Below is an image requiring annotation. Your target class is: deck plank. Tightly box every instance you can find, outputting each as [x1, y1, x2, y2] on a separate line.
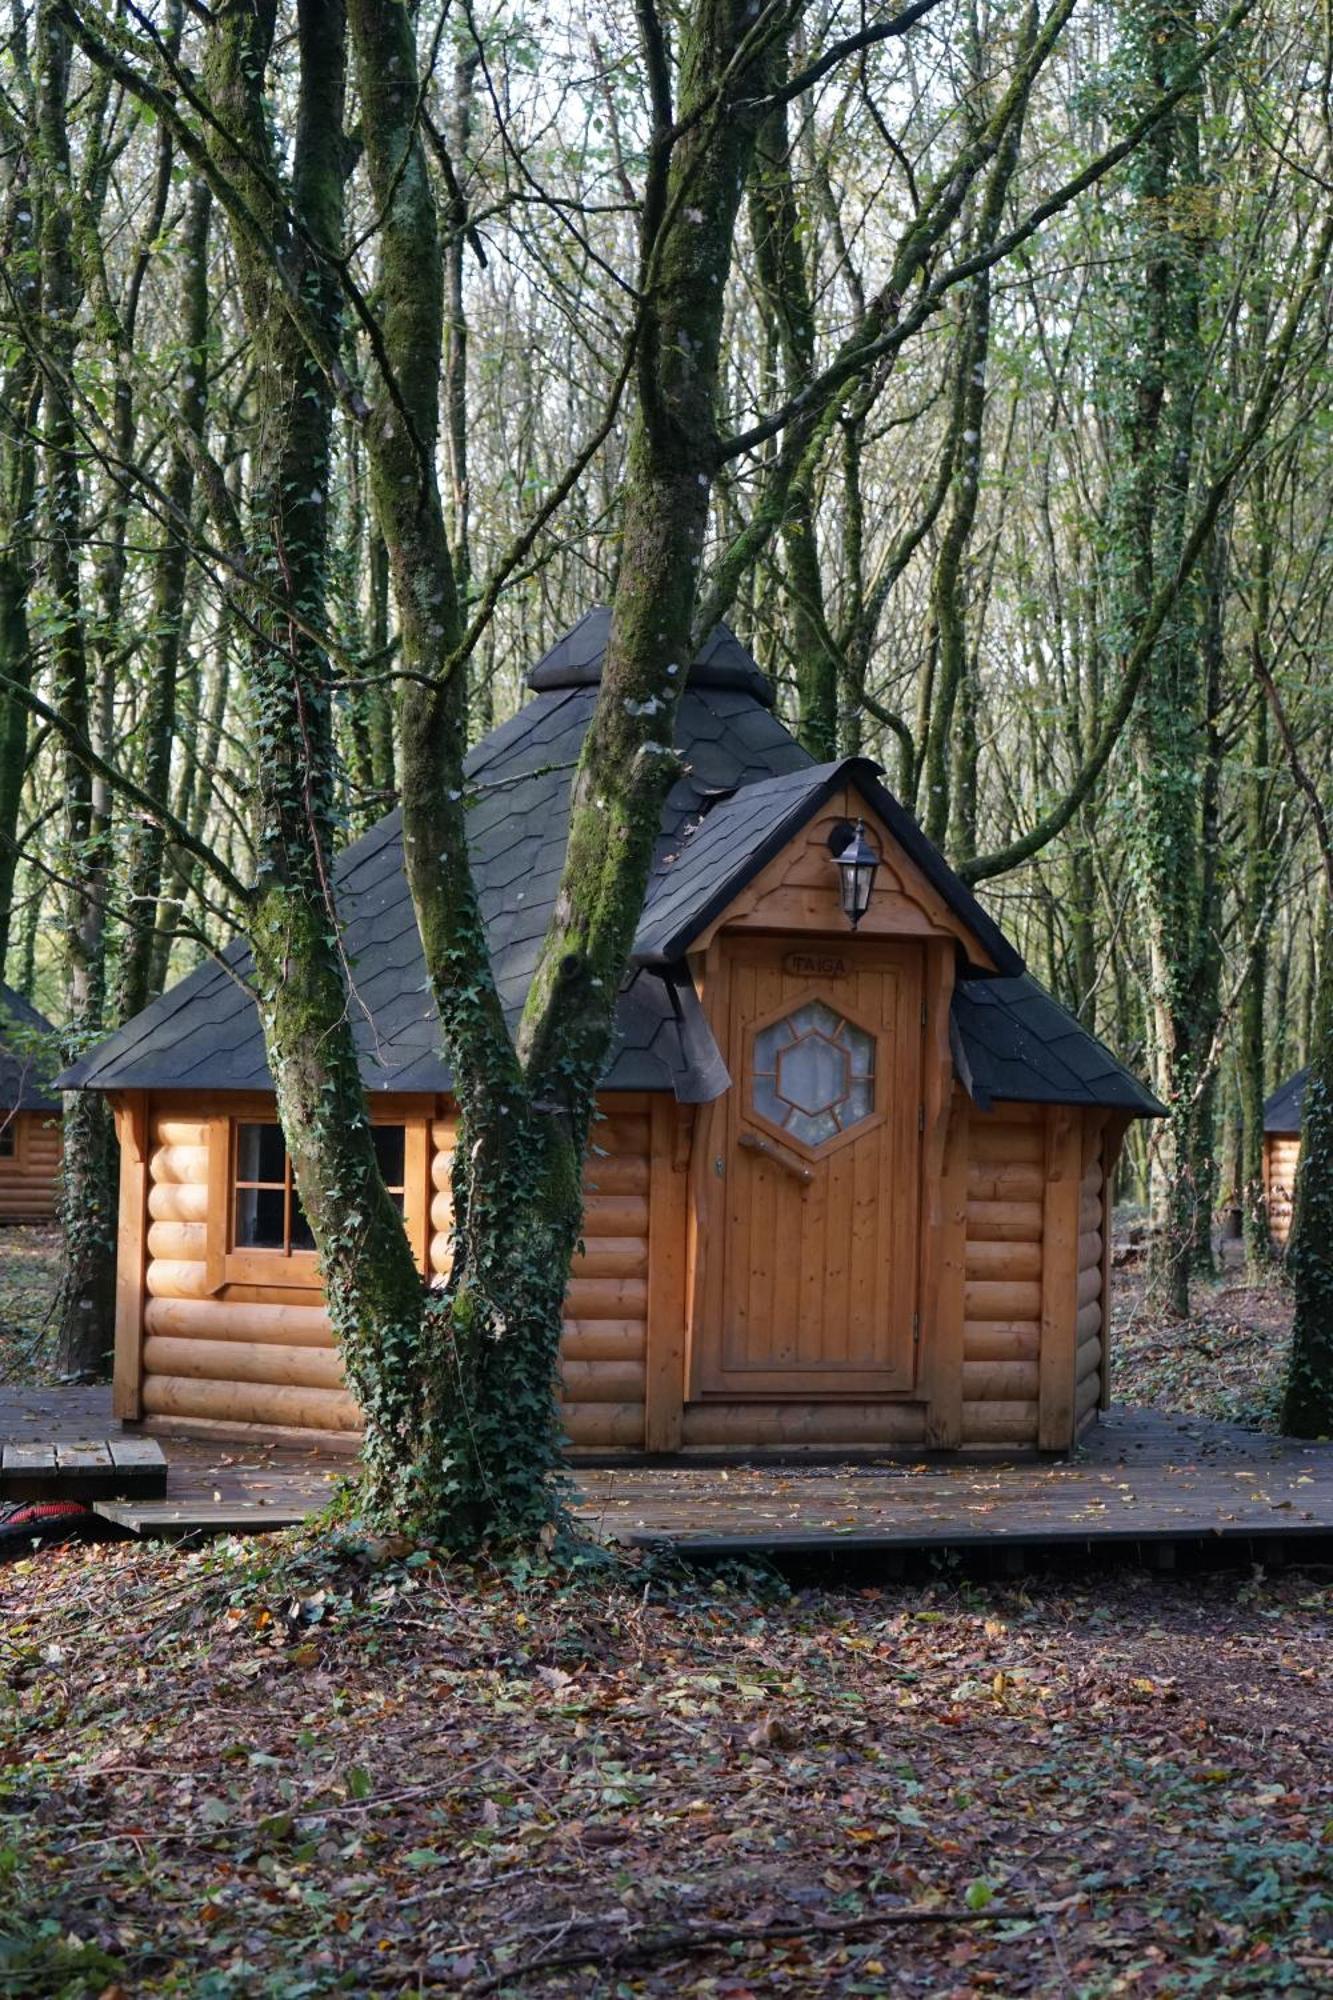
[1, 1426, 168, 1500]
[94, 1500, 310, 1537]
[1, 1386, 1331, 1551]
[55, 1443, 113, 1471]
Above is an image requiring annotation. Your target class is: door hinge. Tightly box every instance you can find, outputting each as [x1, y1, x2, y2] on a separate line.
[912, 1312, 920, 1344]
[918, 1103, 925, 1133]
[921, 998, 928, 1027]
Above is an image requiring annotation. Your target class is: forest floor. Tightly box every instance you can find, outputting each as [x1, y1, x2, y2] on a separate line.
[1, 1226, 1328, 1996]
[2, 1532, 1330, 1997]
[0, 1223, 62, 1387]
[1107, 1245, 1292, 1432]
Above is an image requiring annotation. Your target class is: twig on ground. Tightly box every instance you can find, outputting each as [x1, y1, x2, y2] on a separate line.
[471, 1900, 1042, 1992]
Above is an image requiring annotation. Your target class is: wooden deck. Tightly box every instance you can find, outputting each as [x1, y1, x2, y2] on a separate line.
[3, 1386, 1332, 1556]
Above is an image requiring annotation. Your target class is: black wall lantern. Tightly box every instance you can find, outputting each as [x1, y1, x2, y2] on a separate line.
[829, 818, 881, 930]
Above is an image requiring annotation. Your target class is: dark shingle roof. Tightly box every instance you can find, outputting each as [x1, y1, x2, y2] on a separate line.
[951, 975, 1164, 1115]
[527, 605, 775, 701]
[59, 631, 808, 1099]
[1264, 1068, 1308, 1134]
[60, 612, 1156, 1116]
[0, 984, 61, 1112]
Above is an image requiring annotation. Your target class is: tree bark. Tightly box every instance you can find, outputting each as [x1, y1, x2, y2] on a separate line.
[0, 43, 39, 977]
[37, 0, 117, 1378]
[114, 177, 211, 1021]
[201, 0, 430, 1517]
[1112, 0, 1209, 1316]
[749, 76, 835, 757]
[1282, 900, 1333, 1435]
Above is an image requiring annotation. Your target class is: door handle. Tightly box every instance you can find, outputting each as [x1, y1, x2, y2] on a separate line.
[738, 1130, 815, 1185]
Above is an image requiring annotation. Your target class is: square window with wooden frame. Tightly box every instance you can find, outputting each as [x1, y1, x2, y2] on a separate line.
[231, 1122, 406, 1257]
[0, 1120, 15, 1161]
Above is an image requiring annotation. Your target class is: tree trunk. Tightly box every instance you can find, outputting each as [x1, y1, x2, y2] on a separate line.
[115, 177, 210, 1021]
[37, 1, 117, 1378]
[0, 86, 39, 977]
[202, 0, 431, 1517]
[749, 81, 835, 758]
[1115, 0, 1209, 1317]
[918, 8, 1034, 850]
[1239, 506, 1276, 1275]
[1282, 901, 1333, 1435]
[343, 0, 776, 1541]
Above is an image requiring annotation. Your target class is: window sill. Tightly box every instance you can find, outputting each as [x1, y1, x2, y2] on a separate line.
[222, 1249, 322, 1291]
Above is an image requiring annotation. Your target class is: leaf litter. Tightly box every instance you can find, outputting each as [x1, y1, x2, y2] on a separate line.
[2, 1528, 1330, 1997]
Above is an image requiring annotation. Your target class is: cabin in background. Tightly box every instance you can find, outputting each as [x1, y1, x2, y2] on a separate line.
[0, 984, 62, 1223]
[64, 613, 1162, 1460]
[1264, 1069, 1307, 1248]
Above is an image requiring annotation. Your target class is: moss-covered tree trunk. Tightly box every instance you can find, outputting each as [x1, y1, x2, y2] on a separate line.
[37, 1, 118, 1379]
[1282, 902, 1333, 1435]
[0, 46, 39, 978]
[1239, 480, 1276, 1275]
[201, 0, 429, 1517]
[338, 0, 776, 1542]
[1110, 0, 1213, 1317]
[114, 177, 211, 1021]
[748, 77, 835, 759]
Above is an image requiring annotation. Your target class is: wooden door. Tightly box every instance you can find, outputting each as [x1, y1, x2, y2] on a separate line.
[704, 938, 923, 1398]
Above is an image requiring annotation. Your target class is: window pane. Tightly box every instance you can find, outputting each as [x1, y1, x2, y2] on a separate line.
[752, 1022, 782, 1073]
[847, 1028, 875, 1078]
[372, 1125, 406, 1188]
[752, 1075, 787, 1128]
[751, 1005, 877, 1149]
[0, 1125, 14, 1159]
[290, 1187, 316, 1252]
[236, 1184, 285, 1249]
[237, 1122, 285, 1184]
[777, 1032, 846, 1116]
[841, 1079, 874, 1126]
[787, 1107, 840, 1147]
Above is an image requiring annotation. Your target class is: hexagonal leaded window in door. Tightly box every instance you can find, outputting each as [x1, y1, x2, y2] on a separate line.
[751, 1000, 876, 1149]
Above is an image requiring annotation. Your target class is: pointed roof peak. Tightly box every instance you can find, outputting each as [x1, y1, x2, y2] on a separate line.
[525, 607, 775, 707]
[632, 757, 1022, 977]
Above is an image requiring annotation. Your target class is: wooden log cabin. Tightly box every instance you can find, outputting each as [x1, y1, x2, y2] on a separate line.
[63, 612, 1161, 1458]
[0, 983, 61, 1224]
[1263, 1069, 1307, 1248]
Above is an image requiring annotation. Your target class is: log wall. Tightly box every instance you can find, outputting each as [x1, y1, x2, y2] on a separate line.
[959, 1105, 1105, 1450]
[127, 1090, 1113, 1456]
[1264, 1132, 1300, 1248]
[427, 1101, 651, 1449]
[1075, 1136, 1105, 1435]
[135, 1096, 651, 1448]
[0, 1111, 61, 1221]
[960, 1107, 1043, 1446]
[140, 1110, 359, 1432]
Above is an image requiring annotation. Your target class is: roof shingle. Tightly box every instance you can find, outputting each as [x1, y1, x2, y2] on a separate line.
[1264, 1068, 1308, 1134]
[0, 984, 61, 1112]
[60, 614, 1157, 1116]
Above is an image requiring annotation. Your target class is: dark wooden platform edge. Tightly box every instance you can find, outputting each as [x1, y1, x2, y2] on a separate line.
[619, 1522, 1333, 1558]
[1, 1437, 167, 1503]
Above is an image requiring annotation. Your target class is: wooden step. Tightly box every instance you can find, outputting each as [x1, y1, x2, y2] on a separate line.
[0, 1436, 167, 1502]
[93, 1497, 306, 1539]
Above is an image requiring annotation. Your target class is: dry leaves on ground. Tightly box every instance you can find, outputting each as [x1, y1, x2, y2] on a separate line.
[2, 1529, 1330, 1997]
